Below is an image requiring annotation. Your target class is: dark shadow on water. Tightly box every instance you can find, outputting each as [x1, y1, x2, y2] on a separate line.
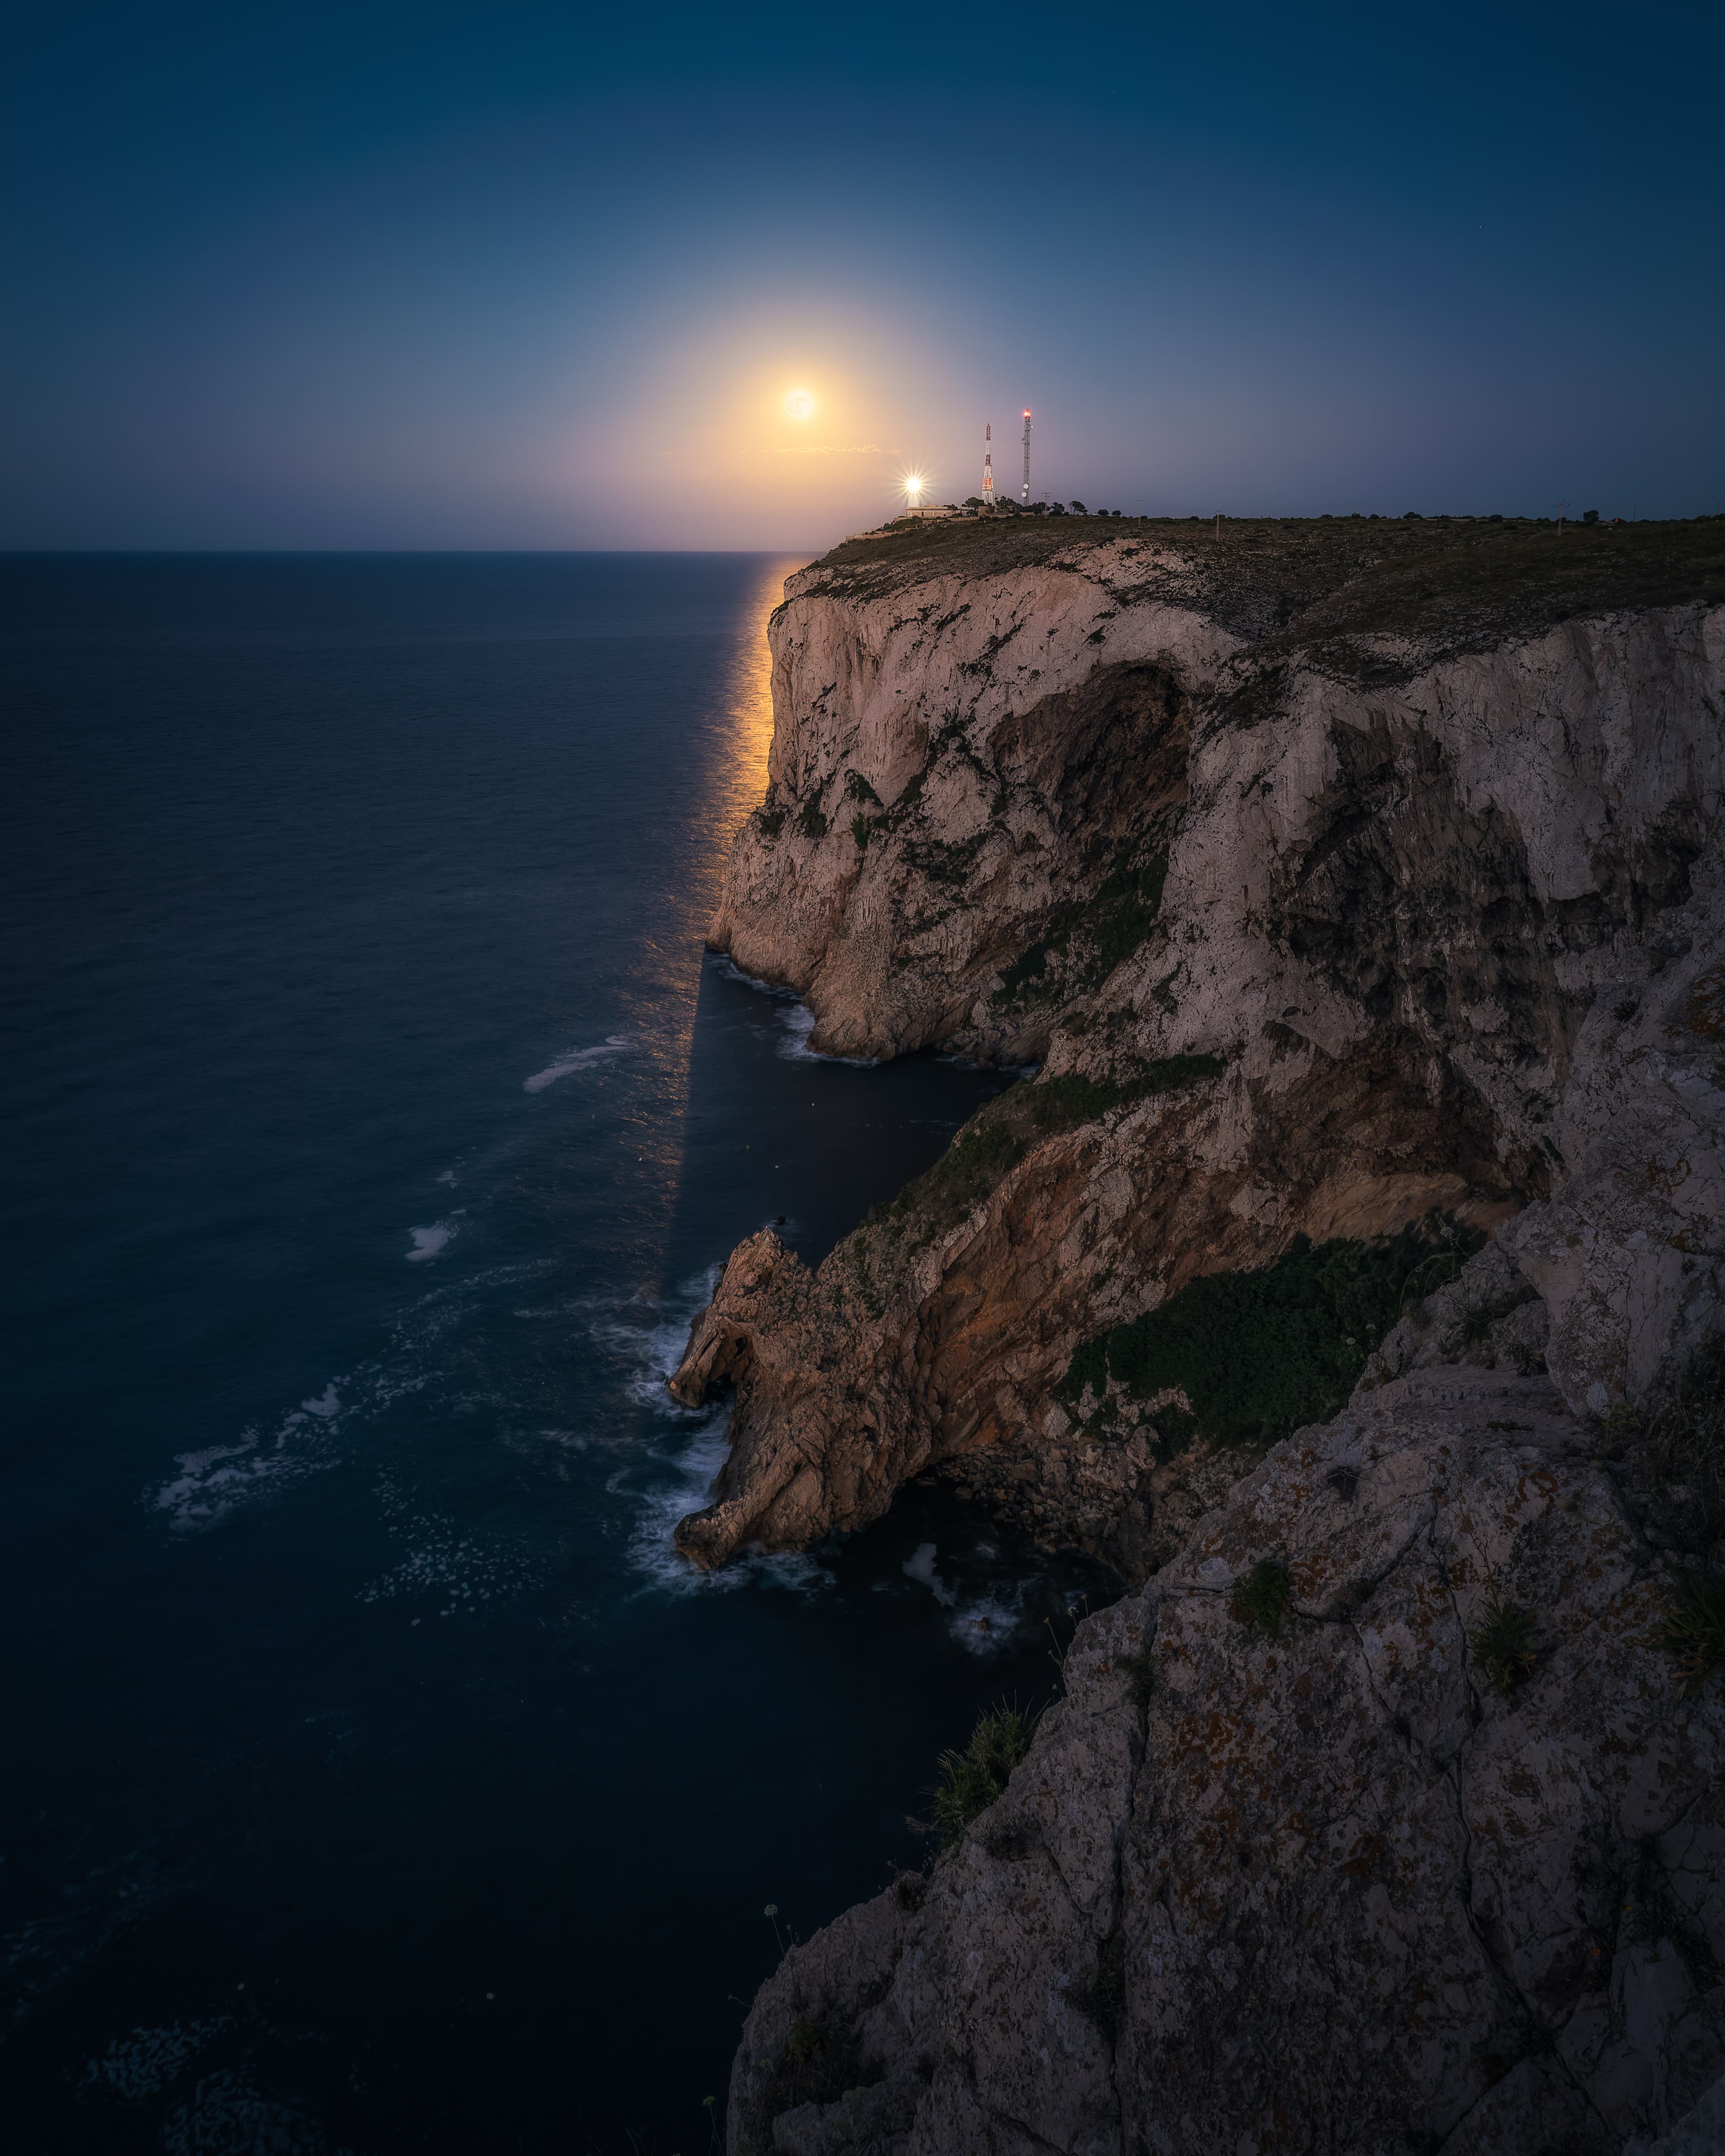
[574, 951, 1126, 2147]
[660, 950, 1018, 1286]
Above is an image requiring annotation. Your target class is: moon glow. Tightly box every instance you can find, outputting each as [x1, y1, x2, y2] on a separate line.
[783, 389, 816, 420]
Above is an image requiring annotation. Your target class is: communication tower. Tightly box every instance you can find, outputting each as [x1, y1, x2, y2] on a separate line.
[1021, 409, 1032, 503]
[983, 424, 994, 506]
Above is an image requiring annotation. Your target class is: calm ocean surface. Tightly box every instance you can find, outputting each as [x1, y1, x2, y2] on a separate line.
[1, 554, 1110, 2153]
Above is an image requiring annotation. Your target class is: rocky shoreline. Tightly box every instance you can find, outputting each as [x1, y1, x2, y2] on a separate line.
[670, 517, 1725, 2153]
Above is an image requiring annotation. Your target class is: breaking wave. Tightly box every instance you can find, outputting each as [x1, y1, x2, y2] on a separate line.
[714, 956, 877, 1067]
[577, 1263, 835, 1598]
[147, 1260, 553, 1536]
[773, 1001, 877, 1067]
[900, 1537, 1034, 1656]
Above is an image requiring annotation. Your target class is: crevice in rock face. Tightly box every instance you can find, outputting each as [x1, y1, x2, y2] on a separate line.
[1442, 1738, 1621, 2153]
[1103, 1626, 1160, 2121]
[988, 660, 1190, 839]
[1327, 1520, 1434, 1648]
[985, 2102, 1075, 2155]
[1271, 714, 1585, 1103]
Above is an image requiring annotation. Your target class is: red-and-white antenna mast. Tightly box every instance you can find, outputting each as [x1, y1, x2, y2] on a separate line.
[983, 422, 994, 507]
[1021, 409, 1032, 503]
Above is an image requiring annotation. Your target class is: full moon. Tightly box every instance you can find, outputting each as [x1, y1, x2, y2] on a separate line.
[783, 389, 815, 420]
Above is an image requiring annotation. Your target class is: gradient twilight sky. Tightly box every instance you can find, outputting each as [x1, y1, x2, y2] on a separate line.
[4, 1, 1721, 551]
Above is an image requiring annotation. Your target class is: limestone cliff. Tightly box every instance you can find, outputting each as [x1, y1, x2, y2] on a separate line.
[673, 518, 1725, 1580]
[674, 516, 1725, 2152]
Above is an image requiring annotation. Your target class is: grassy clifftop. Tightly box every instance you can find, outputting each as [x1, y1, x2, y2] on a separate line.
[803, 513, 1725, 678]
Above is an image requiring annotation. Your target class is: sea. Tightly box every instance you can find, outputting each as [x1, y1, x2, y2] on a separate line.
[0, 553, 1115, 2154]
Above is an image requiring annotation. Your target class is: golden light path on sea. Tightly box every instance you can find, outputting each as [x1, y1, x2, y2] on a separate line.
[630, 553, 807, 1242]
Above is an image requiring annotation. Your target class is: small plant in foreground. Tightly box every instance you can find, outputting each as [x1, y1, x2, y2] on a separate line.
[1230, 1558, 1292, 1639]
[1043, 1598, 1092, 1687]
[1469, 1599, 1538, 1697]
[929, 1704, 1035, 1846]
[1636, 1334, 1725, 1557]
[784, 2016, 822, 2067]
[1115, 1648, 1158, 1709]
[1655, 1568, 1725, 1694]
[765, 2009, 862, 2120]
[1399, 1245, 1465, 1312]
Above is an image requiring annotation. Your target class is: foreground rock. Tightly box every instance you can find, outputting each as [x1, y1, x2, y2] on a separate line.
[728, 1355, 1725, 2156]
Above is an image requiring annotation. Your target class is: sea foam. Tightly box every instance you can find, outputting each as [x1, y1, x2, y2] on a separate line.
[575, 1262, 834, 1598]
[151, 1387, 345, 1532]
[715, 956, 877, 1067]
[901, 1539, 1030, 1654]
[522, 1034, 631, 1092]
[774, 1002, 878, 1067]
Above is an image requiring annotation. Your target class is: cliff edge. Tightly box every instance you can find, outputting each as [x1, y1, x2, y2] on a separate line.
[669, 516, 1725, 2151]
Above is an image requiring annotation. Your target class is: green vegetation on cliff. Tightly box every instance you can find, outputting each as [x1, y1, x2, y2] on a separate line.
[1658, 1569, 1725, 1696]
[995, 845, 1169, 1004]
[808, 513, 1725, 684]
[928, 1704, 1035, 1847]
[1058, 1227, 1478, 1447]
[865, 1056, 1225, 1247]
[878, 1112, 1026, 1241]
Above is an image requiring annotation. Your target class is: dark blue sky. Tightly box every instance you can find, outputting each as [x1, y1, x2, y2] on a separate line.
[4, 1, 1720, 548]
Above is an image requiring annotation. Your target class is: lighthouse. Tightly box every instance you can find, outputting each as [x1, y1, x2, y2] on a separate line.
[1021, 409, 1032, 504]
[983, 424, 994, 507]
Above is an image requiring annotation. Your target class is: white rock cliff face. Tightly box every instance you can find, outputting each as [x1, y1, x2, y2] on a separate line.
[713, 542, 1230, 1062]
[677, 529, 1724, 1573]
[677, 524, 1725, 2152]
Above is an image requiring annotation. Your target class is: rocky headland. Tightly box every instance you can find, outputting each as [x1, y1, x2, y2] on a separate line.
[669, 513, 1725, 2153]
